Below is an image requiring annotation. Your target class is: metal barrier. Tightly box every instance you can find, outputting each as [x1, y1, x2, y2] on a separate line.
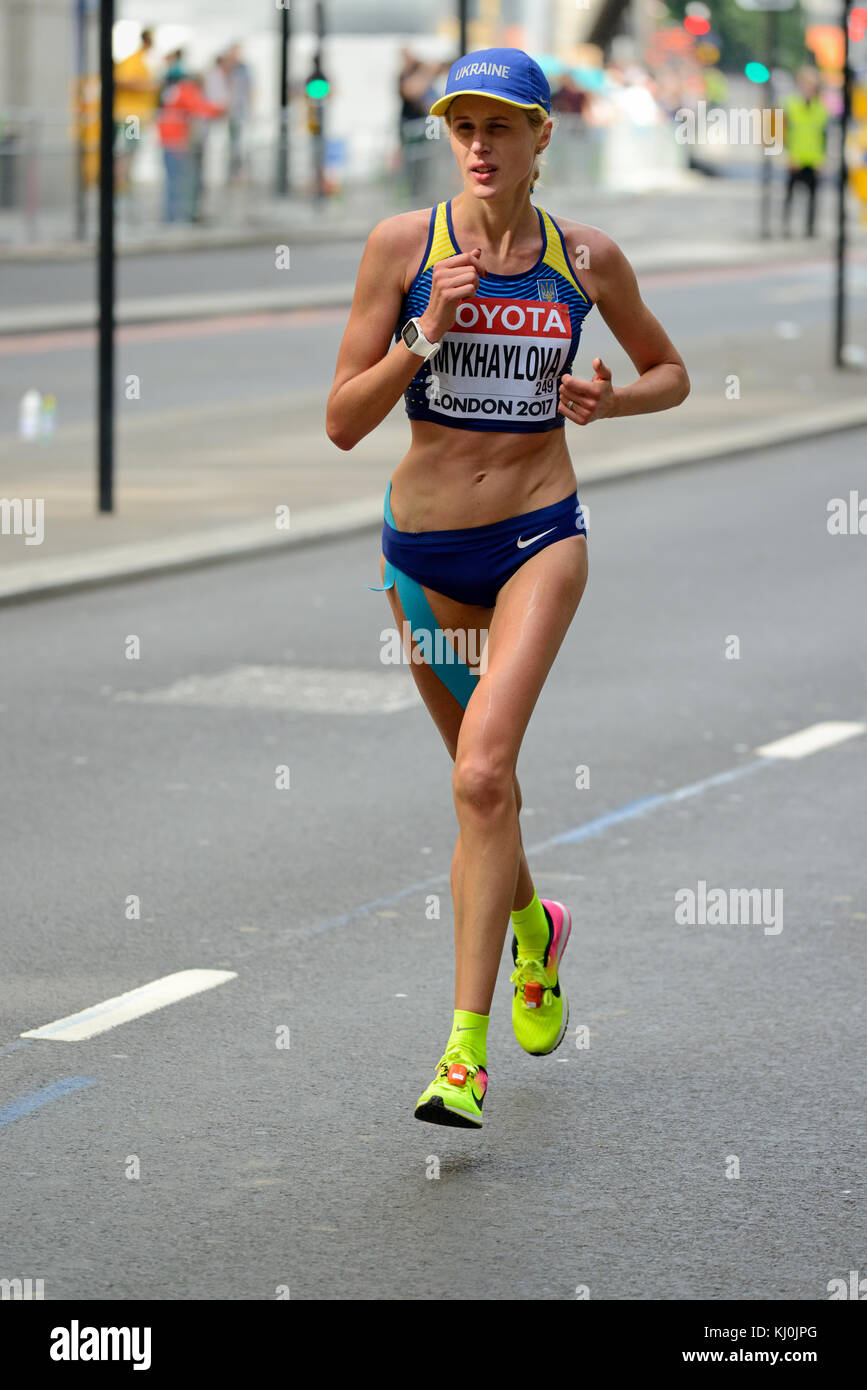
[0, 108, 80, 242]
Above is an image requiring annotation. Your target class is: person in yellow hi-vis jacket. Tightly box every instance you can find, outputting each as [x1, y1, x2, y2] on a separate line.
[783, 66, 829, 238]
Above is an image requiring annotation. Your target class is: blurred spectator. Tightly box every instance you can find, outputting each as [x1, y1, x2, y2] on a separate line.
[225, 43, 254, 181]
[200, 54, 234, 213]
[156, 73, 225, 223]
[113, 26, 159, 195]
[551, 73, 589, 118]
[610, 66, 662, 126]
[204, 52, 231, 109]
[398, 49, 445, 199]
[783, 66, 829, 238]
[202, 54, 232, 202]
[161, 49, 187, 100]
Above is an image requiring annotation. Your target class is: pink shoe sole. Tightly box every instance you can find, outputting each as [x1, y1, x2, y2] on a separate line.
[540, 899, 572, 972]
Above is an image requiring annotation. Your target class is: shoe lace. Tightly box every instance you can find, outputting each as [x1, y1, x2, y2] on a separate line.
[438, 1043, 481, 1080]
[510, 955, 553, 995]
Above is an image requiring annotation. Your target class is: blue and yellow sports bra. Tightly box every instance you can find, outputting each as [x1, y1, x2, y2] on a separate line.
[395, 199, 593, 434]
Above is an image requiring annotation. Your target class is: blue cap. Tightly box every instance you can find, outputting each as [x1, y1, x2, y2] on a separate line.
[429, 48, 551, 119]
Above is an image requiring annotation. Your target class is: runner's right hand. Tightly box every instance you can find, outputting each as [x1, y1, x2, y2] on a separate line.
[419, 249, 482, 341]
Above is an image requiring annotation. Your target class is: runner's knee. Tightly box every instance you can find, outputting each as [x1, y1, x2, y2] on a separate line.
[452, 752, 516, 819]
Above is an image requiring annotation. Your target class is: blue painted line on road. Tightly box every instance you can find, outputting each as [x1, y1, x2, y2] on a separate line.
[310, 872, 448, 937]
[528, 757, 768, 851]
[0, 1039, 33, 1058]
[310, 755, 772, 936]
[0, 1077, 97, 1128]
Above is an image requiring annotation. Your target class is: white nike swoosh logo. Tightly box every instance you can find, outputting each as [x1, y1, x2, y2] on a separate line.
[516, 527, 557, 549]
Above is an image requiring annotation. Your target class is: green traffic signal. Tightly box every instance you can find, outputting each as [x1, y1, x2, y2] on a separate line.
[306, 76, 330, 99]
[745, 62, 770, 83]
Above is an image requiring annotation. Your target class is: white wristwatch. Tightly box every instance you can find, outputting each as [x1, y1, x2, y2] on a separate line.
[401, 317, 441, 361]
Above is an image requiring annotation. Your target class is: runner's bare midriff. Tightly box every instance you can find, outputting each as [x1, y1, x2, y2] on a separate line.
[389, 419, 578, 533]
[386, 202, 590, 534]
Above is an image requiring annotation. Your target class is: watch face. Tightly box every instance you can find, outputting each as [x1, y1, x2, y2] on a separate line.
[404, 322, 420, 348]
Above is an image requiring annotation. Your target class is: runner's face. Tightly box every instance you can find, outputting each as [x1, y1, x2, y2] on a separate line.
[448, 96, 540, 198]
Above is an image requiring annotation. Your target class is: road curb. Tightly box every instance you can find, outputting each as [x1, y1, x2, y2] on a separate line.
[3, 402, 867, 607]
[0, 498, 384, 606]
[0, 220, 376, 264]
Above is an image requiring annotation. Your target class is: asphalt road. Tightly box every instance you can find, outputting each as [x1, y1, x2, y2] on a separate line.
[1, 426, 865, 1299]
[0, 179, 801, 311]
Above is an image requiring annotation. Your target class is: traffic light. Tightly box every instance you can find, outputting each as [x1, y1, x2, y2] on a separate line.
[745, 61, 770, 83]
[305, 62, 330, 101]
[684, 2, 711, 37]
[305, 59, 329, 136]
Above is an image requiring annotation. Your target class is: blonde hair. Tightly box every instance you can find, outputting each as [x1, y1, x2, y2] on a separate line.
[525, 106, 553, 189]
[444, 104, 554, 191]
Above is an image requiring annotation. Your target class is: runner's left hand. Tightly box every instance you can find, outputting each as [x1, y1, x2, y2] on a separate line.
[558, 359, 618, 424]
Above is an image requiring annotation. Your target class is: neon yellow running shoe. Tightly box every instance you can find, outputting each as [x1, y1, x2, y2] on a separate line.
[510, 899, 571, 1056]
[414, 1045, 488, 1129]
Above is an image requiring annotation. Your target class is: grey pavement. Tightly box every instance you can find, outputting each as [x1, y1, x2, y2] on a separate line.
[0, 428, 864, 1299]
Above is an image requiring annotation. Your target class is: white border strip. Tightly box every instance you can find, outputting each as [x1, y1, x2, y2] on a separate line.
[756, 721, 866, 760]
[21, 969, 237, 1041]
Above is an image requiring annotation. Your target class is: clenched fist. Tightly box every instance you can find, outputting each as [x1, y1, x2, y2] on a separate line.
[558, 357, 619, 424]
[418, 249, 483, 342]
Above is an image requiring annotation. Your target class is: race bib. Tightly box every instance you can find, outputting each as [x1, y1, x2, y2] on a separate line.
[426, 297, 572, 425]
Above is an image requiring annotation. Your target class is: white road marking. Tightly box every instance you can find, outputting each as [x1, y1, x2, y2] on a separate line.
[756, 721, 866, 760]
[116, 665, 420, 714]
[21, 969, 237, 1041]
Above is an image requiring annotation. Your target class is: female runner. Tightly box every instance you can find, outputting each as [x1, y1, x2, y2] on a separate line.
[327, 48, 689, 1129]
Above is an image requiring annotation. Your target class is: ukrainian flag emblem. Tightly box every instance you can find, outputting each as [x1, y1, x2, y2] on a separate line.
[537, 279, 557, 301]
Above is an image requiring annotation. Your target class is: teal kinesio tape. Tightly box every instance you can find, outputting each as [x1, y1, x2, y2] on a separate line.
[367, 483, 477, 709]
